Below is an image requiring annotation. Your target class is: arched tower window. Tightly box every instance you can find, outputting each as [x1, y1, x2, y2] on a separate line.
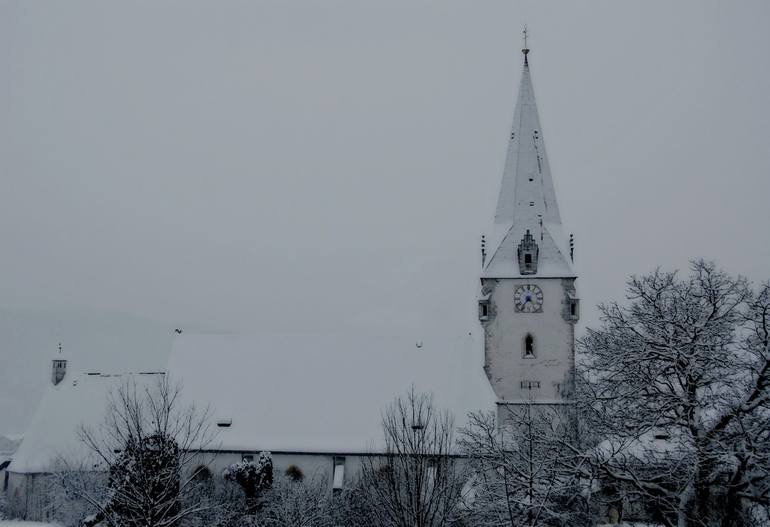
[524, 334, 535, 358]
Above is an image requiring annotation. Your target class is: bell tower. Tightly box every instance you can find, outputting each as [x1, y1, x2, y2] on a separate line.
[479, 37, 578, 412]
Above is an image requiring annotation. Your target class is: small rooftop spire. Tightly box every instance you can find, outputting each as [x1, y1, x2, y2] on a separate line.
[522, 26, 530, 65]
[52, 343, 67, 385]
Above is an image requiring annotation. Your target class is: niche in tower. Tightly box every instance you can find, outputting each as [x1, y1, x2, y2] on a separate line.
[517, 230, 539, 275]
[523, 333, 535, 358]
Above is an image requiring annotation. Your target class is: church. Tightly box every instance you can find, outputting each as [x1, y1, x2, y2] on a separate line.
[4, 43, 579, 520]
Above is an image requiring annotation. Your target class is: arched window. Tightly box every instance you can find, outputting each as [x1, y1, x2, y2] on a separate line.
[285, 464, 305, 481]
[524, 334, 535, 358]
[191, 465, 212, 481]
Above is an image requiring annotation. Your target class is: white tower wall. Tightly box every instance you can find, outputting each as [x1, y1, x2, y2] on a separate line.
[481, 277, 575, 403]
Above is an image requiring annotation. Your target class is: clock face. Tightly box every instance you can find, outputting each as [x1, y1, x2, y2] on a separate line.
[514, 284, 543, 313]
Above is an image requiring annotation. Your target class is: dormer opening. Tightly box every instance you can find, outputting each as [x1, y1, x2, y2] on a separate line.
[478, 289, 492, 321]
[562, 286, 580, 322]
[51, 359, 67, 386]
[478, 298, 490, 321]
[517, 230, 539, 275]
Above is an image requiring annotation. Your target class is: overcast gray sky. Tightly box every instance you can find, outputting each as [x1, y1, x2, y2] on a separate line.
[1, 0, 769, 436]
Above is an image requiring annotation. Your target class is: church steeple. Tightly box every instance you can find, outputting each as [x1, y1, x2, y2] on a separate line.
[478, 34, 579, 409]
[483, 41, 573, 278]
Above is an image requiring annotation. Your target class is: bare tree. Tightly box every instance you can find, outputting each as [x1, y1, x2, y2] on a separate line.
[579, 260, 770, 526]
[259, 474, 333, 527]
[358, 387, 468, 527]
[67, 376, 216, 527]
[459, 405, 594, 527]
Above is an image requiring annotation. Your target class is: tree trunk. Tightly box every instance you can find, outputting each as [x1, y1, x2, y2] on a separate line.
[677, 481, 694, 527]
[692, 453, 717, 526]
[722, 491, 743, 527]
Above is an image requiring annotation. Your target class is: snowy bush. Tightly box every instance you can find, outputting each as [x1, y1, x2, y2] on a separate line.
[223, 452, 273, 515]
[103, 432, 181, 526]
[70, 377, 216, 527]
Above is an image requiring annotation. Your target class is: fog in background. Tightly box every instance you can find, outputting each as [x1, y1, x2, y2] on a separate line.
[1, 0, 769, 436]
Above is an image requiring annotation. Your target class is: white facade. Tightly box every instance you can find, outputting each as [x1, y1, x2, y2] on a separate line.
[481, 278, 576, 403]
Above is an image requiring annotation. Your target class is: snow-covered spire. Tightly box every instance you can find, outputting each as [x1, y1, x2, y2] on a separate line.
[483, 44, 574, 278]
[494, 43, 560, 227]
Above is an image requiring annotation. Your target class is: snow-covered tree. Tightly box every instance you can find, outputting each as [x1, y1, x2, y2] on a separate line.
[459, 405, 595, 527]
[71, 377, 216, 527]
[579, 260, 770, 526]
[358, 387, 468, 527]
[223, 451, 273, 515]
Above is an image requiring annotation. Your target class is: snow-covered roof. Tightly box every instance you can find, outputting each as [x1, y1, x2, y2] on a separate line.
[484, 51, 574, 279]
[11, 332, 495, 472]
[9, 372, 165, 474]
[593, 429, 689, 465]
[0, 434, 22, 469]
[0, 434, 22, 456]
[0, 308, 173, 440]
[168, 332, 497, 454]
[494, 55, 560, 228]
[483, 222, 575, 278]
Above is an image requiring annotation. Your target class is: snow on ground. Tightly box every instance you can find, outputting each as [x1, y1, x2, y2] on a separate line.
[0, 522, 61, 526]
[598, 524, 663, 527]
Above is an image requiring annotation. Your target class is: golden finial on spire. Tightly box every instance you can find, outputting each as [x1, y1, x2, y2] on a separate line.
[522, 26, 530, 65]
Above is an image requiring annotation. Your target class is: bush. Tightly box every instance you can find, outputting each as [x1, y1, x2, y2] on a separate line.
[223, 452, 273, 514]
[284, 465, 304, 482]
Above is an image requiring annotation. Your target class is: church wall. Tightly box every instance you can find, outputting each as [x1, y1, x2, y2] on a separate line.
[482, 277, 575, 403]
[4, 471, 61, 522]
[193, 450, 366, 488]
[3, 452, 372, 522]
[4, 471, 28, 519]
